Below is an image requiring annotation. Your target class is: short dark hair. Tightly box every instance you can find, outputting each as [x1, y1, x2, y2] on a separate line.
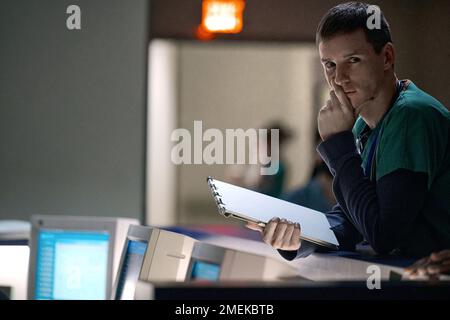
[316, 2, 392, 54]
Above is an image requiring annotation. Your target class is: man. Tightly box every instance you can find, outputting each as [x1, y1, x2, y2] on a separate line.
[247, 2, 450, 259]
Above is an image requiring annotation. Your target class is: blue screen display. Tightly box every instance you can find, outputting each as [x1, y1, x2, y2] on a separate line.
[35, 230, 110, 300]
[114, 240, 148, 300]
[191, 261, 221, 282]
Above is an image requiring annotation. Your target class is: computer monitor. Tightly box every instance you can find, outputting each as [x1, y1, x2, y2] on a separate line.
[112, 225, 149, 300]
[187, 243, 226, 282]
[186, 242, 298, 282]
[112, 225, 197, 300]
[0, 245, 29, 300]
[27, 215, 139, 300]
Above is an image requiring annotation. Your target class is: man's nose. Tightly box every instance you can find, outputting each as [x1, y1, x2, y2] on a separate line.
[334, 64, 350, 86]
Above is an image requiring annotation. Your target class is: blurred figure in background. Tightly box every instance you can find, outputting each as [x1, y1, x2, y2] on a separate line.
[282, 131, 335, 212]
[225, 121, 292, 198]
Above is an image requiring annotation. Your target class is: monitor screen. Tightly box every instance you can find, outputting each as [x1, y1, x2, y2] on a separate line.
[190, 260, 221, 282]
[35, 229, 110, 300]
[114, 240, 148, 300]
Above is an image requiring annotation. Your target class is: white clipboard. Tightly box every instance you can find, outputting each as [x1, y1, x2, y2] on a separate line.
[207, 177, 339, 249]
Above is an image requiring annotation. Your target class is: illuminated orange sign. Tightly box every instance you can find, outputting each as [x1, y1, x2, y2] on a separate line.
[200, 0, 245, 34]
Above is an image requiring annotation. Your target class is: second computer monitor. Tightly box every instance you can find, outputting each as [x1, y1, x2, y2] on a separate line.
[186, 242, 298, 282]
[112, 225, 197, 300]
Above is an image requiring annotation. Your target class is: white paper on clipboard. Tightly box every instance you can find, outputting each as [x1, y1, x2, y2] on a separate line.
[207, 177, 339, 249]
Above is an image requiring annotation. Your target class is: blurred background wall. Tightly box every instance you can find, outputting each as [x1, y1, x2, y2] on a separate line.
[0, 0, 150, 221]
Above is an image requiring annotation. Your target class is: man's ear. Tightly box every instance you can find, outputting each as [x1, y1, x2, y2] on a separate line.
[382, 42, 395, 71]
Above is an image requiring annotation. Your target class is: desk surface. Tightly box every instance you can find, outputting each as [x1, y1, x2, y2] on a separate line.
[146, 227, 450, 299]
[149, 280, 450, 300]
[163, 225, 444, 282]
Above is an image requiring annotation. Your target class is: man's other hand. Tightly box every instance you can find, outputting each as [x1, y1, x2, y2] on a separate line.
[404, 249, 450, 280]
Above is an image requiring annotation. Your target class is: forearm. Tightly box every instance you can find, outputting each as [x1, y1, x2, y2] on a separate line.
[278, 241, 318, 261]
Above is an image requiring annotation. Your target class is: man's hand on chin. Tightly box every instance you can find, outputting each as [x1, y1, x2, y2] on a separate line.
[318, 81, 356, 141]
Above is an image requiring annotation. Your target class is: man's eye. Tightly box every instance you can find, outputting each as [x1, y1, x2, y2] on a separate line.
[349, 57, 360, 63]
[325, 62, 335, 69]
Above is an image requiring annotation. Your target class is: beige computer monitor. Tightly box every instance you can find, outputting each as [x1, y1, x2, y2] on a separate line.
[185, 242, 298, 282]
[112, 225, 197, 299]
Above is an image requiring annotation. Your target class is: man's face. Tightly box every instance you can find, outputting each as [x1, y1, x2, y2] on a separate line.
[319, 29, 387, 110]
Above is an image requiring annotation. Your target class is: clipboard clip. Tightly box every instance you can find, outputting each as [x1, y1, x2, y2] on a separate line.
[207, 176, 228, 217]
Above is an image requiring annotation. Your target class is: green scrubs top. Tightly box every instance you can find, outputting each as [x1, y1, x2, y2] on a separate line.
[353, 80, 450, 253]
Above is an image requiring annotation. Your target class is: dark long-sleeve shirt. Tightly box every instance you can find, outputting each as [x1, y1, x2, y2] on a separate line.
[279, 131, 440, 260]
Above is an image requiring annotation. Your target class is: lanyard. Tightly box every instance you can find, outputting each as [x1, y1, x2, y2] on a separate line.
[364, 127, 380, 179]
[360, 80, 404, 180]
